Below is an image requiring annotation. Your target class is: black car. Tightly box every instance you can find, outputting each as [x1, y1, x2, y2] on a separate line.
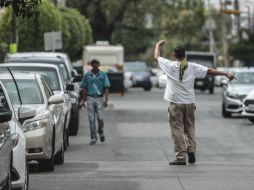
[186, 51, 216, 94]
[124, 61, 152, 91]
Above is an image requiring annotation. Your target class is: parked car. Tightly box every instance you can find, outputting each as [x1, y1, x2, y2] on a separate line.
[5, 52, 81, 136]
[222, 68, 254, 118]
[0, 80, 36, 190]
[0, 73, 65, 172]
[124, 61, 152, 91]
[0, 84, 12, 190]
[0, 63, 72, 151]
[215, 67, 231, 87]
[156, 70, 167, 88]
[242, 89, 254, 123]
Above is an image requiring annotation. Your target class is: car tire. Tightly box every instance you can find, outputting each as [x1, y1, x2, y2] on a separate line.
[209, 86, 214, 94]
[143, 84, 152, 91]
[3, 165, 11, 190]
[23, 161, 29, 190]
[63, 118, 68, 151]
[54, 144, 64, 165]
[222, 102, 231, 118]
[38, 130, 55, 172]
[248, 117, 254, 124]
[69, 107, 79, 136]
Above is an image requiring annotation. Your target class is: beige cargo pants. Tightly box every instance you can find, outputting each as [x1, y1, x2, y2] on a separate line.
[168, 102, 196, 160]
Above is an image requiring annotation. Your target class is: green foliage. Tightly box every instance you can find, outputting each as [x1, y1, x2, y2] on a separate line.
[60, 7, 92, 60]
[229, 34, 254, 61]
[0, 0, 41, 17]
[0, 0, 92, 61]
[67, 0, 209, 64]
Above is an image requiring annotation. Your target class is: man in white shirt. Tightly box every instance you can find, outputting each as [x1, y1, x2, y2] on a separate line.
[154, 40, 235, 165]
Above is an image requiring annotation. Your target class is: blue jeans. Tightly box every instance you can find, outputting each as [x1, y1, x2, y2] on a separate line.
[87, 97, 104, 140]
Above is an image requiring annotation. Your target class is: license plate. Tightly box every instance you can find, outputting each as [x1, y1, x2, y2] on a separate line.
[196, 81, 204, 86]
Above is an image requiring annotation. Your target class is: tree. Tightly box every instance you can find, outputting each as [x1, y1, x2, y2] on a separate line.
[0, 0, 41, 17]
[229, 33, 254, 64]
[60, 7, 92, 60]
[0, 0, 92, 61]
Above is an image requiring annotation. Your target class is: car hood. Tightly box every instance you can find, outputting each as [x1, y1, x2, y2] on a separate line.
[245, 89, 254, 100]
[229, 84, 254, 95]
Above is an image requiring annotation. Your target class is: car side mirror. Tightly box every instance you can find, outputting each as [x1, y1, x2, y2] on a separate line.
[72, 75, 82, 83]
[71, 70, 76, 78]
[66, 83, 74, 91]
[18, 106, 36, 123]
[48, 95, 64, 105]
[0, 110, 12, 123]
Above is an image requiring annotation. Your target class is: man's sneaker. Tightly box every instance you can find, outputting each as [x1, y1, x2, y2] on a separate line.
[90, 139, 97, 145]
[100, 134, 105, 142]
[187, 152, 195, 163]
[169, 159, 186, 165]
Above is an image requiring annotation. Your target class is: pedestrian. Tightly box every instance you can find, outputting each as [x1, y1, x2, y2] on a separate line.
[80, 59, 110, 145]
[154, 40, 236, 165]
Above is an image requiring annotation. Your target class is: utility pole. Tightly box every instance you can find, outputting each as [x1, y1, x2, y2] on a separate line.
[220, 0, 229, 67]
[234, 0, 241, 39]
[11, 10, 17, 53]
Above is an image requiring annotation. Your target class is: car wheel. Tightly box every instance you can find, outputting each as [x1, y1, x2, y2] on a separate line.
[38, 130, 55, 172]
[63, 118, 68, 151]
[69, 107, 79, 136]
[23, 161, 29, 190]
[143, 84, 152, 91]
[222, 102, 231, 118]
[248, 117, 254, 124]
[209, 86, 214, 94]
[54, 144, 64, 165]
[3, 165, 11, 190]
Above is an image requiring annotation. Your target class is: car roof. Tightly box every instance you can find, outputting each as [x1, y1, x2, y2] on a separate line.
[0, 72, 40, 80]
[229, 67, 254, 73]
[6, 52, 67, 59]
[0, 63, 59, 70]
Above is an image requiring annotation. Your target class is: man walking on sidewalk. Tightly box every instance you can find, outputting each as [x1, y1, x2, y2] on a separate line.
[80, 59, 110, 145]
[154, 40, 235, 165]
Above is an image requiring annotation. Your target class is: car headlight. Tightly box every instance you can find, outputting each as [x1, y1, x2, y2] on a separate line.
[11, 133, 20, 148]
[226, 91, 239, 99]
[23, 119, 48, 132]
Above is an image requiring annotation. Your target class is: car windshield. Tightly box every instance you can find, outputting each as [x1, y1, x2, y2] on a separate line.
[8, 59, 71, 82]
[0, 86, 10, 111]
[124, 63, 147, 72]
[188, 59, 213, 68]
[2, 80, 44, 105]
[7, 67, 60, 90]
[232, 72, 254, 85]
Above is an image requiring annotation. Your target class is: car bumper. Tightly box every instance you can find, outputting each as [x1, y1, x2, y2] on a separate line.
[12, 131, 26, 189]
[224, 96, 243, 113]
[25, 127, 53, 160]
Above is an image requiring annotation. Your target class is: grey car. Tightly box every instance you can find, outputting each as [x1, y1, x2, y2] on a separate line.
[0, 63, 72, 151]
[222, 68, 254, 118]
[0, 85, 12, 190]
[5, 52, 82, 136]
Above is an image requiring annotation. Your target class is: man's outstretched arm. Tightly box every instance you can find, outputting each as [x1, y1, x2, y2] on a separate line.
[207, 68, 236, 81]
[154, 40, 166, 62]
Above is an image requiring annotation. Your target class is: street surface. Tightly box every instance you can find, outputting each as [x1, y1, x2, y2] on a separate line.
[30, 88, 254, 190]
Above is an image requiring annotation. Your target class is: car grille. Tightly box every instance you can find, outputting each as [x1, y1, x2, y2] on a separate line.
[244, 100, 254, 106]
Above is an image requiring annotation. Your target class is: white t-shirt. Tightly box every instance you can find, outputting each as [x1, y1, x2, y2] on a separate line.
[158, 57, 208, 104]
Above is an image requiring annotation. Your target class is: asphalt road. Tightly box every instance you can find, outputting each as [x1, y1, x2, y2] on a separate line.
[29, 87, 254, 190]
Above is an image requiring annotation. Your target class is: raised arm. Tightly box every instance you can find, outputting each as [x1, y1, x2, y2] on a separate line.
[207, 68, 236, 81]
[154, 40, 166, 62]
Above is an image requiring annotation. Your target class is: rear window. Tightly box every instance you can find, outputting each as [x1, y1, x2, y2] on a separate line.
[7, 67, 61, 91]
[124, 62, 147, 72]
